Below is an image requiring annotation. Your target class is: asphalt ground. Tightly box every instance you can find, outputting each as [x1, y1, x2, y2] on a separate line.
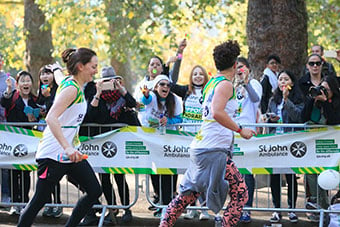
[0, 174, 326, 227]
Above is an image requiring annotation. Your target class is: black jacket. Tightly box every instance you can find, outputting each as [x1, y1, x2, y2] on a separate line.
[80, 82, 140, 137]
[0, 90, 39, 127]
[260, 75, 273, 113]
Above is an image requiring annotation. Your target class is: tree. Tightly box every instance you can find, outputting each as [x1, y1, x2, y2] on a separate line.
[247, 0, 308, 80]
[24, 0, 53, 93]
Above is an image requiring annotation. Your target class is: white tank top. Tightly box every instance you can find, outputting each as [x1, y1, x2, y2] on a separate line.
[36, 78, 87, 162]
[191, 76, 237, 149]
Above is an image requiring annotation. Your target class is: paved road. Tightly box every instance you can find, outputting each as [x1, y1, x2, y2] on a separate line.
[0, 208, 322, 226]
[0, 174, 324, 226]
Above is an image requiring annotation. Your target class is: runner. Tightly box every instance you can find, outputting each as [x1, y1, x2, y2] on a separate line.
[159, 40, 255, 227]
[18, 47, 102, 227]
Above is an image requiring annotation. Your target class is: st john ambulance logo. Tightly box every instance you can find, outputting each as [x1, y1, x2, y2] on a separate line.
[101, 141, 117, 158]
[290, 141, 307, 158]
[13, 144, 28, 157]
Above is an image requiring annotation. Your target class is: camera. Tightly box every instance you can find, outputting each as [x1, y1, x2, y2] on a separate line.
[309, 86, 328, 98]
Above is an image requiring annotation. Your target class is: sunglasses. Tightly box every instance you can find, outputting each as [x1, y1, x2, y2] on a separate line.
[308, 61, 322, 67]
[158, 82, 170, 87]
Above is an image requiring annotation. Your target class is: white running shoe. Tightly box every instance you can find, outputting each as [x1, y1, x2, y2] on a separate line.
[199, 210, 210, 220]
[183, 210, 198, 219]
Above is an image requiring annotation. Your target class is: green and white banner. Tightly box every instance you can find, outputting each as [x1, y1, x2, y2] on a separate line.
[0, 125, 339, 174]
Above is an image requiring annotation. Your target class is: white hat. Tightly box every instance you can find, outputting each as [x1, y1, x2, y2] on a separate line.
[153, 75, 170, 89]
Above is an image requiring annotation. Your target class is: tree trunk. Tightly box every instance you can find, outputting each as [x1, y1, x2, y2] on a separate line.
[24, 0, 53, 94]
[247, 0, 308, 80]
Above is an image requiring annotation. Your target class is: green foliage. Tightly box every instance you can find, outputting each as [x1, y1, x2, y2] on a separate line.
[307, 0, 339, 72]
[1, 0, 338, 81]
[0, 4, 24, 73]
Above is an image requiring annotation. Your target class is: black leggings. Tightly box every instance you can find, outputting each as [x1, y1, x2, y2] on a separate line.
[18, 159, 102, 227]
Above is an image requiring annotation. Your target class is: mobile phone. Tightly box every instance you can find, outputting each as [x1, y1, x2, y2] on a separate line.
[266, 113, 277, 118]
[324, 50, 337, 58]
[102, 80, 116, 90]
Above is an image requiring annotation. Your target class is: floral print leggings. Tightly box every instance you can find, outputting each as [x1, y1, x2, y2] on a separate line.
[159, 158, 248, 227]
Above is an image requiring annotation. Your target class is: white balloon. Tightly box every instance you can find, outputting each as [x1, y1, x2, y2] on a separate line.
[318, 169, 340, 190]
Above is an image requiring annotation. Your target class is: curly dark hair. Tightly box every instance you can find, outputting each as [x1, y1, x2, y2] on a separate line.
[213, 40, 240, 71]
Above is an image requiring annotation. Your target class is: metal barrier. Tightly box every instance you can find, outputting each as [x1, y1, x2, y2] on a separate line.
[145, 122, 340, 227]
[0, 122, 339, 227]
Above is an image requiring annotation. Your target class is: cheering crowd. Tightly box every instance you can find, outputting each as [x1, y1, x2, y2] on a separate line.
[0, 40, 339, 226]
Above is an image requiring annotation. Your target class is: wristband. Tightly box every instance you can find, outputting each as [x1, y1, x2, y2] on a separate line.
[52, 68, 61, 72]
[236, 124, 242, 133]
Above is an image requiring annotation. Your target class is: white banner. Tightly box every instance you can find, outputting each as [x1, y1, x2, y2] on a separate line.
[0, 126, 339, 174]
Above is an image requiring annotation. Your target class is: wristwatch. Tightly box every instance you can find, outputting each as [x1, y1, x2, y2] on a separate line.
[236, 124, 242, 133]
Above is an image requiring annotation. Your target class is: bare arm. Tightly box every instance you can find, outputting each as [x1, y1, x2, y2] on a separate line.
[212, 80, 255, 139]
[45, 85, 83, 162]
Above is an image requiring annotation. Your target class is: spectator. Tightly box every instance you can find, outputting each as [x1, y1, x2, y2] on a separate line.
[79, 66, 139, 225]
[266, 70, 304, 223]
[0, 53, 15, 206]
[171, 65, 208, 133]
[234, 57, 262, 223]
[36, 65, 63, 218]
[133, 39, 186, 103]
[299, 54, 325, 96]
[260, 54, 281, 114]
[301, 75, 340, 222]
[309, 45, 337, 78]
[134, 39, 186, 128]
[37, 65, 58, 113]
[141, 75, 183, 218]
[1, 70, 40, 215]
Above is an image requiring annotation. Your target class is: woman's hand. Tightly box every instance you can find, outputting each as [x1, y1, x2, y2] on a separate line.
[95, 80, 104, 96]
[177, 39, 187, 53]
[140, 85, 150, 98]
[27, 113, 37, 122]
[314, 90, 328, 102]
[114, 79, 127, 96]
[41, 86, 51, 97]
[240, 66, 249, 85]
[65, 147, 83, 163]
[240, 128, 256, 139]
[159, 116, 167, 126]
[282, 85, 290, 101]
[5, 77, 12, 91]
[166, 56, 178, 67]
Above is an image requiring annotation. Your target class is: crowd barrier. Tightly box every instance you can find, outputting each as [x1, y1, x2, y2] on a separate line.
[0, 122, 339, 227]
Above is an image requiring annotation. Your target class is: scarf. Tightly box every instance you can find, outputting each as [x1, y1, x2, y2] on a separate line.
[101, 90, 126, 119]
[263, 67, 278, 92]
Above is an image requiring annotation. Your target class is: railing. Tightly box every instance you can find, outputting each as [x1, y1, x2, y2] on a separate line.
[0, 122, 339, 227]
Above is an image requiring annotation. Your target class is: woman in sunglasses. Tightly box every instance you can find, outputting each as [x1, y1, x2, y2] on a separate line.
[298, 54, 324, 96]
[141, 75, 183, 218]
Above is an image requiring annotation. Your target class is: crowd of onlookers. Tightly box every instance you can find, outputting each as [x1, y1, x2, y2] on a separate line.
[0, 42, 340, 226]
